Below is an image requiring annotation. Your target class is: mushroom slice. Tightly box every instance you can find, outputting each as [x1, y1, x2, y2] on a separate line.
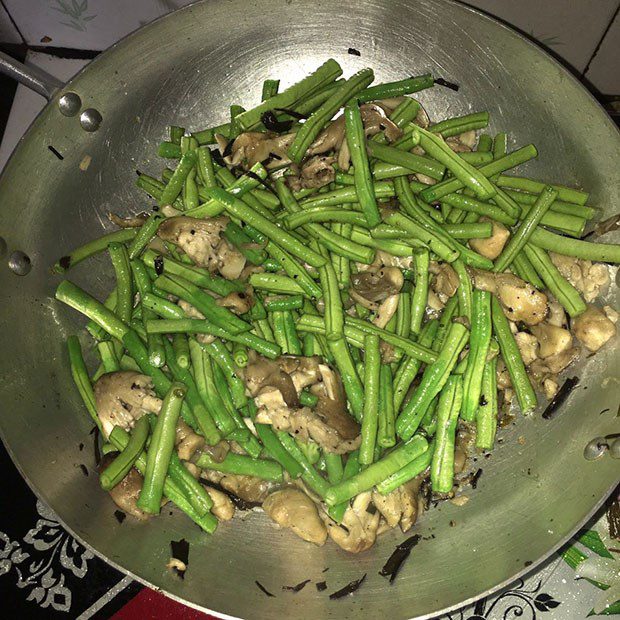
[323, 491, 380, 553]
[263, 488, 327, 546]
[157, 216, 229, 269]
[514, 332, 539, 366]
[245, 355, 299, 406]
[372, 489, 403, 529]
[359, 103, 402, 142]
[227, 131, 295, 169]
[446, 133, 473, 153]
[175, 419, 205, 462]
[98, 454, 151, 520]
[216, 290, 253, 315]
[530, 323, 572, 359]
[201, 469, 273, 504]
[469, 218, 510, 260]
[547, 300, 567, 328]
[287, 155, 336, 192]
[205, 485, 235, 521]
[350, 266, 404, 303]
[373, 294, 400, 329]
[430, 261, 459, 302]
[543, 377, 560, 400]
[400, 478, 424, 533]
[108, 212, 149, 228]
[572, 305, 617, 352]
[94, 371, 162, 439]
[529, 347, 580, 382]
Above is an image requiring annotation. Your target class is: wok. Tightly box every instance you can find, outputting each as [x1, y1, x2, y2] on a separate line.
[0, 1, 618, 618]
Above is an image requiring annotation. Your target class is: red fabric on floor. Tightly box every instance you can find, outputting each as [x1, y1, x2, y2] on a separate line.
[111, 587, 218, 620]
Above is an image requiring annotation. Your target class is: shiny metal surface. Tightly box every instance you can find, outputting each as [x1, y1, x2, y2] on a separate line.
[58, 92, 82, 117]
[0, 50, 62, 100]
[0, 1, 618, 618]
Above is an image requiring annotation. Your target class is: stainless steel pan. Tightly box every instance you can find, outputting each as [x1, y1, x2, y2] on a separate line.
[0, 1, 618, 618]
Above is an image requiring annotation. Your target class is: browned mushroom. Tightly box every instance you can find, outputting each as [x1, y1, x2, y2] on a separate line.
[530, 323, 572, 359]
[469, 218, 510, 260]
[514, 332, 539, 365]
[549, 253, 610, 302]
[262, 488, 327, 545]
[204, 485, 235, 521]
[372, 488, 403, 529]
[431, 262, 459, 303]
[216, 290, 254, 315]
[98, 454, 151, 520]
[572, 305, 617, 352]
[200, 469, 273, 503]
[108, 212, 149, 228]
[350, 266, 403, 309]
[286, 155, 336, 192]
[175, 419, 205, 462]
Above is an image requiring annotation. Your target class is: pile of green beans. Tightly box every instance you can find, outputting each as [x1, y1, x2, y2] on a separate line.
[55, 58, 619, 545]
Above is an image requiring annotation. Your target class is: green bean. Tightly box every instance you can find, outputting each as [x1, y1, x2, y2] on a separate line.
[440, 193, 515, 226]
[172, 333, 190, 368]
[376, 439, 434, 494]
[191, 121, 231, 145]
[154, 273, 251, 334]
[53, 229, 138, 274]
[324, 435, 428, 506]
[196, 146, 217, 188]
[261, 78, 280, 101]
[223, 221, 267, 265]
[299, 181, 395, 207]
[491, 295, 537, 412]
[324, 452, 344, 485]
[141, 292, 184, 319]
[137, 383, 185, 514]
[396, 322, 469, 440]
[196, 451, 283, 481]
[148, 318, 281, 359]
[410, 248, 430, 336]
[492, 132, 507, 165]
[318, 257, 343, 341]
[350, 227, 424, 256]
[327, 450, 361, 522]
[522, 244, 587, 317]
[393, 319, 438, 412]
[100, 416, 149, 490]
[299, 389, 319, 408]
[263, 295, 304, 312]
[230, 342, 248, 368]
[126, 215, 163, 261]
[388, 97, 421, 129]
[393, 174, 444, 225]
[67, 335, 101, 430]
[249, 273, 307, 296]
[461, 290, 492, 421]
[159, 151, 197, 208]
[96, 341, 121, 374]
[86, 289, 118, 342]
[236, 59, 342, 131]
[373, 221, 492, 240]
[530, 227, 620, 264]
[328, 337, 364, 421]
[180, 136, 199, 210]
[169, 125, 184, 144]
[205, 187, 326, 267]
[344, 97, 382, 226]
[491, 186, 522, 219]
[276, 431, 329, 498]
[107, 243, 133, 325]
[288, 68, 375, 164]
[430, 376, 463, 493]
[430, 111, 489, 138]
[452, 259, 472, 320]
[359, 334, 381, 465]
[158, 141, 182, 158]
[254, 424, 303, 478]
[413, 125, 496, 199]
[367, 141, 446, 180]
[396, 290, 411, 340]
[420, 144, 538, 203]
[385, 212, 459, 263]
[476, 340, 499, 450]
[56, 281, 129, 342]
[496, 174, 589, 205]
[109, 427, 217, 533]
[458, 151, 494, 165]
[434, 296, 459, 352]
[263, 241, 323, 299]
[511, 252, 545, 289]
[356, 74, 434, 102]
[502, 188, 595, 220]
[494, 186, 557, 272]
[136, 174, 183, 209]
[378, 365, 396, 448]
[296, 314, 365, 348]
[203, 339, 247, 408]
[284, 207, 368, 229]
[130, 260, 166, 367]
[272, 310, 302, 354]
[477, 133, 493, 152]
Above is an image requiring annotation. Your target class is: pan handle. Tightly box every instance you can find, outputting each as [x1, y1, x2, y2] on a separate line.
[0, 51, 63, 100]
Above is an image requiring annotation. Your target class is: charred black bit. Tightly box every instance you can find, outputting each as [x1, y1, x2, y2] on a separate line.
[322, 567, 329, 573]
[365, 502, 378, 515]
[114, 510, 126, 524]
[211, 148, 226, 167]
[434, 77, 459, 91]
[154, 255, 165, 276]
[260, 110, 294, 133]
[470, 468, 483, 489]
[348, 47, 361, 56]
[329, 574, 367, 600]
[255, 580, 275, 597]
[79, 442, 84, 451]
[79, 464, 89, 477]
[48, 145, 64, 160]
[274, 108, 307, 120]
[222, 139, 234, 159]
[282, 579, 311, 593]
[246, 169, 277, 195]
[608, 497, 620, 540]
[152, 205, 160, 212]
[524, 560, 533, 567]
[58, 256, 71, 270]
[600, 408, 610, 415]
[542, 376, 579, 419]
[379, 535, 421, 583]
[316, 581, 327, 592]
[169, 538, 189, 578]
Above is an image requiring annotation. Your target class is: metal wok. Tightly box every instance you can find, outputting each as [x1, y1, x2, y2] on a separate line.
[0, 1, 618, 618]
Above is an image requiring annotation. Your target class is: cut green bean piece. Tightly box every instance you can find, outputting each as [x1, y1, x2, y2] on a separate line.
[378, 365, 396, 448]
[376, 439, 434, 494]
[196, 452, 283, 481]
[476, 341, 499, 450]
[357, 74, 434, 102]
[359, 334, 381, 464]
[67, 335, 101, 431]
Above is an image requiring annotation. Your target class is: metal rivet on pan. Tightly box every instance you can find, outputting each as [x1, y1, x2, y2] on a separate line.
[58, 92, 82, 117]
[583, 437, 608, 461]
[80, 108, 102, 132]
[8, 250, 31, 276]
[610, 438, 620, 459]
